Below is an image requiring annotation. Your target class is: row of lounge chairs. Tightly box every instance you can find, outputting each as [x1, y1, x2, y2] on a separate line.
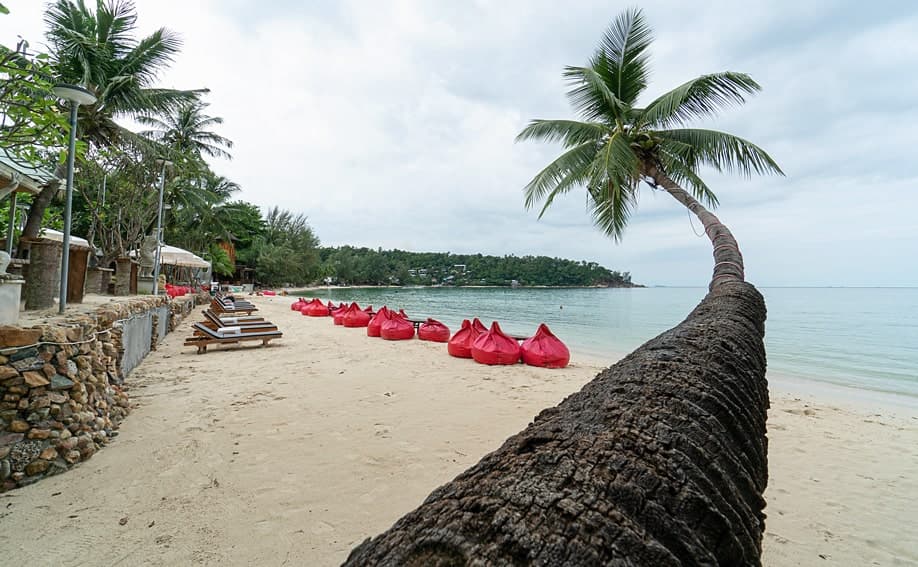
[183, 295, 283, 354]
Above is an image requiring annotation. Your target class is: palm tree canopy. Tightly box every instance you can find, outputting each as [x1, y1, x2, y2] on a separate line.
[44, 0, 204, 148]
[138, 100, 234, 159]
[517, 8, 783, 241]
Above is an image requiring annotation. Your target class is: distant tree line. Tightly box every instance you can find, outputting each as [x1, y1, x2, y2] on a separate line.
[319, 247, 635, 287]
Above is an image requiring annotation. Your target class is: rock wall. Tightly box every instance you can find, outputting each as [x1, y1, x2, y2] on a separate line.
[0, 293, 207, 491]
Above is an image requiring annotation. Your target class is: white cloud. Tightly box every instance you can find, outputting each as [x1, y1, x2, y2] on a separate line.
[1, 0, 916, 286]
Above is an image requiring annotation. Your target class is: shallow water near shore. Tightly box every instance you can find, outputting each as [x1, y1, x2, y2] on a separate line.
[299, 286, 918, 402]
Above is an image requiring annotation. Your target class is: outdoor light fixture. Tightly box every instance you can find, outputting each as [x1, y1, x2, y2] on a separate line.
[52, 84, 97, 106]
[54, 83, 97, 314]
[151, 158, 173, 295]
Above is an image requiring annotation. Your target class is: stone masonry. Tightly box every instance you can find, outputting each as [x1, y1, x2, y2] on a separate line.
[0, 292, 207, 491]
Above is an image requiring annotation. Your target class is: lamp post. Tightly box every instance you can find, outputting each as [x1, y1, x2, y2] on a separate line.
[151, 159, 172, 295]
[53, 84, 97, 314]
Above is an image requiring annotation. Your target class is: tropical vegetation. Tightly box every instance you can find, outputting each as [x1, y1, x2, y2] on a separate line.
[320, 246, 633, 287]
[0, 0, 323, 289]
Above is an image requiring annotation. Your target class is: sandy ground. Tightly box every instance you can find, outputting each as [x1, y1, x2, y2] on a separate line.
[1, 296, 916, 566]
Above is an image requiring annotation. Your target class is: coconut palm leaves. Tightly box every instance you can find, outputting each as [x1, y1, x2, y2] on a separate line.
[138, 100, 233, 160]
[44, 0, 202, 149]
[517, 8, 782, 242]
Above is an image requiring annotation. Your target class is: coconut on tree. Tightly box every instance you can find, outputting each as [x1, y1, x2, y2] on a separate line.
[517, 8, 782, 289]
[344, 9, 779, 565]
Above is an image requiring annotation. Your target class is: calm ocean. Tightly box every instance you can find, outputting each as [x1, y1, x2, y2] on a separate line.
[300, 287, 918, 403]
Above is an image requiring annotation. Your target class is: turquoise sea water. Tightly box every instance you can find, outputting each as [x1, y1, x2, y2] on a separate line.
[299, 287, 918, 402]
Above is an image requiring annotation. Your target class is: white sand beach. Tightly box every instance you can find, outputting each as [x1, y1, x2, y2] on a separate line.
[1, 296, 915, 566]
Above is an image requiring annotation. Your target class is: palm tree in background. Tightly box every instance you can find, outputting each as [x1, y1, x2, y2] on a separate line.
[21, 0, 202, 244]
[164, 172, 241, 249]
[138, 100, 233, 160]
[43, 0, 202, 149]
[517, 8, 783, 288]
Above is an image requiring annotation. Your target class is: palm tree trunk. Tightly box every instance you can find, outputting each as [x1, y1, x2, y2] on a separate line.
[17, 178, 61, 256]
[344, 281, 768, 565]
[645, 163, 745, 291]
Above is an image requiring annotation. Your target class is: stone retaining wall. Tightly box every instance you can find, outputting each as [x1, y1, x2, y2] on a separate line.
[0, 292, 208, 491]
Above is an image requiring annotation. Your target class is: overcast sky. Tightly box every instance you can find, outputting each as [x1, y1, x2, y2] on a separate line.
[2, 1, 916, 286]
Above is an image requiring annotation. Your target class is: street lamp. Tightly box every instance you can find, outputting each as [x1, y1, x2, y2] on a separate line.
[151, 158, 172, 295]
[53, 83, 96, 314]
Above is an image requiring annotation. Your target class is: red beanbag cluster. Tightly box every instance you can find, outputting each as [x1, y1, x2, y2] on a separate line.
[471, 321, 521, 365]
[367, 307, 390, 337]
[520, 324, 570, 368]
[298, 297, 570, 369]
[343, 303, 371, 327]
[418, 318, 450, 342]
[447, 320, 476, 358]
[332, 303, 352, 325]
[381, 313, 414, 340]
[164, 284, 191, 298]
[299, 298, 330, 316]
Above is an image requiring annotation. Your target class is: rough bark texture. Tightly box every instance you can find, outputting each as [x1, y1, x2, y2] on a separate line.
[17, 178, 61, 259]
[345, 280, 768, 566]
[22, 240, 61, 310]
[114, 258, 132, 296]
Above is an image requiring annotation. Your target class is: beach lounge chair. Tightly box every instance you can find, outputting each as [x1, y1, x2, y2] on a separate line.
[202, 309, 266, 325]
[201, 309, 270, 325]
[200, 310, 278, 332]
[184, 322, 282, 354]
[217, 294, 256, 309]
[216, 292, 256, 308]
[211, 298, 257, 315]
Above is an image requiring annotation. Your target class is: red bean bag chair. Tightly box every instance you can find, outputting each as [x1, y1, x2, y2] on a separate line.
[303, 299, 330, 316]
[447, 319, 479, 358]
[471, 322, 521, 365]
[520, 324, 570, 368]
[367, 306, 390, 337]
[397, 309, 408, 319]
[263, 290, 276, 296]
[332, 303, 354, 325]
[290, 298, 307, 311]
[472, 318, 487, 335]
[326, 300, 336, 311]
[381, 315, 414, 340]
[363, 305, 373, 313]
[418, 318, 450, 343]
[343, 303, 372, 327]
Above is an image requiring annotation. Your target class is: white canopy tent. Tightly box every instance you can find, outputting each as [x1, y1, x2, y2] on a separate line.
[39, 228, 91, 249]
[157, 245, 210, 269]
[130, 243, 211, 285]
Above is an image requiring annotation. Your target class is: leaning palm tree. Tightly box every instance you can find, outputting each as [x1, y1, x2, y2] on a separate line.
[517, 9, 782, 288]
[345, 9, 778, 566]
[138, 100, 233, 160]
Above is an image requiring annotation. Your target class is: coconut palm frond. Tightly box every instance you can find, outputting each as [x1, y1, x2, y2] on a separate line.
[660, 128, 784, 177]
[515, 119, 608, 146]
[640, 72, 761, 128]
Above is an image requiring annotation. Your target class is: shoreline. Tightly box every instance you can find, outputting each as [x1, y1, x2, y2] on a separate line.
[2, 296, 914, 566]
[285, 288, 918, 412]
[286, 283, 644, 293]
